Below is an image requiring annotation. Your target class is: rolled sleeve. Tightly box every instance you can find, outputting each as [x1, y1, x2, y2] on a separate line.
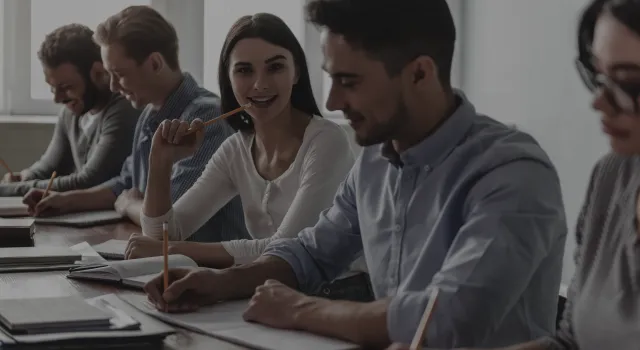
[386, 159, 567, 347]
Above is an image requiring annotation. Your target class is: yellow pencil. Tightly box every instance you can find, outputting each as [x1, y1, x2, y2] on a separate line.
[43, 171, 57, 198]
[185, 102, 252, 135]
[409, 288, 439, 350]
[162, 222, 169, 312]
[0, 159, 13, 177]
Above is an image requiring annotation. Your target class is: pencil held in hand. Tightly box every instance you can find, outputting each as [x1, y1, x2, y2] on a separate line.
[409, 288, 439, 350]
[186, 102, 252, 135]
[0, 158, 13, 176]
[43, 171, 57, 198]
[163, 222, 169, 292]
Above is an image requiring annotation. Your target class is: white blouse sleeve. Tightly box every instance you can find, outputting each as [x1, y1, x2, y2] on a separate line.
[140, 136, 239, 241]
[221, 124, 355, 264]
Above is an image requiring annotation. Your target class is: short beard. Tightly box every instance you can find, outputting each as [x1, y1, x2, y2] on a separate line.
[353, 99, 409, 147]
[77, 72, 111, 116]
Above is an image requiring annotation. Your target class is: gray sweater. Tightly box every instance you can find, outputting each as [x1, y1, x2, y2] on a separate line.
[543, 153, 640, 350]
[0, 94, 140, 196]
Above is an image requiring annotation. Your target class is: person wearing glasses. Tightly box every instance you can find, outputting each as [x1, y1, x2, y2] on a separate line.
[388, 0, 640, 349]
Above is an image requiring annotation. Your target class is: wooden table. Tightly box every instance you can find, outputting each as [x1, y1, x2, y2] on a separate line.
[0, 222, 246, 350]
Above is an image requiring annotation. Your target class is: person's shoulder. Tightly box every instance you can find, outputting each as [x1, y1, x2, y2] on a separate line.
[304, 116, 351, 147]
[101, 94, 142, 121]
[463, 116, 557, 172]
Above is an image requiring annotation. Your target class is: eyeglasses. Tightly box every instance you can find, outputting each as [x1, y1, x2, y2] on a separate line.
[575, 57, 640, 114]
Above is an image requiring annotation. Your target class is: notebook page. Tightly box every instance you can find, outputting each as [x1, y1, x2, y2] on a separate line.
[109, 254, 197, 279]
[120, 294, 359, 350]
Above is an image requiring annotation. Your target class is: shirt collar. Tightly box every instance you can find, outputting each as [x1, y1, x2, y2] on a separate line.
[382, 89, 476, 169]
[148, 72, 200, 123]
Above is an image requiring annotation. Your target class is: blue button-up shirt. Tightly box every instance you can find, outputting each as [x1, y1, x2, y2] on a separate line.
[264, 92, 567, 348]
[102, 73, 248, 242]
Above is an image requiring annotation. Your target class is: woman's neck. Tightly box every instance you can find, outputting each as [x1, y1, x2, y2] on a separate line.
[252, 106, 310, 160]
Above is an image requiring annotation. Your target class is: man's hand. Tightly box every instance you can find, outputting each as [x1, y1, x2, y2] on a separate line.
[144, 267, 223, 313]
[125, 233, 163, 259]
[23, 189, 74, 217]
[1, 172, 21, 183]
[243, 279, 313, 330]
[114, 188, 143, 216]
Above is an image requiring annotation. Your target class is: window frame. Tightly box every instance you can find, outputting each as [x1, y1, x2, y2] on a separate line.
[1, 0, 203, 116]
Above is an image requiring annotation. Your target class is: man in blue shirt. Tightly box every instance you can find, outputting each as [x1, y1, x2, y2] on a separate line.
[23, 6, 247, 242]
[144, 0, 567, 348]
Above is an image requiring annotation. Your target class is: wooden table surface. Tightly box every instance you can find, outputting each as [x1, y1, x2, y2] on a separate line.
[1, 221, 246, 350]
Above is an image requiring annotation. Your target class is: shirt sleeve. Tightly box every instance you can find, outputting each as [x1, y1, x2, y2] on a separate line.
[22, 109, 71, 181]
[222, 125, 355, 264]
[31, 100, 140, 192]
[102, 114, 144, 196]
[263, 160, 364, 294]
[139, 134, 239, 241]
[386, 159, 567, 347]
[543, 160, 602, 350]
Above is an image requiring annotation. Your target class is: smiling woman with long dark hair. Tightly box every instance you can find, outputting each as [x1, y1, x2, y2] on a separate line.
[129, 13, 369, 300]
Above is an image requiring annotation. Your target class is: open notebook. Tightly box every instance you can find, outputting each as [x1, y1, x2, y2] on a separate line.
[35, 210, 124, 227]
[120, 294, 359, 350]
[67, 254, 198, 289]
[0, 198, 28, 218]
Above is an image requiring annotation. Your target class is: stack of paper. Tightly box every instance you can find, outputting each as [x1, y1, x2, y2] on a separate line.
[0, 294, 174, 348]
[0, 247, 81, 271]
[0, 296, 113, 334]
[92, 239, 128, 260]
[35, 210, 124, 227]
[0, 198, 28, 218]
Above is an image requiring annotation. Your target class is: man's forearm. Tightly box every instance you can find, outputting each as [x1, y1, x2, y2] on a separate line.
[68, 187, 117, 211]
[169, 242, 234, 268]
[294, 297, 390, 348]
[217, 256, 299, 300]
[143, 157, 173, 218]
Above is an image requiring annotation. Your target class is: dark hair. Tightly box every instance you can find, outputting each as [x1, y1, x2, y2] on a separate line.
[38, 23, 101, 75]
[94, 5, 179, 70]
[218, 13, 322, 132]
[578, 0, 640, 69]
[306, 0, 455, 88]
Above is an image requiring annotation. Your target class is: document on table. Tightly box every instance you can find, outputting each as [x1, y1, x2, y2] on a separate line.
[119, 294, 359, 350]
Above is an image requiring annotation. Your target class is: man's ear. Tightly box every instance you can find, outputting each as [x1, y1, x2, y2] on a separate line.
[409, 56, 437, 85]
[148, 52, 166, 74]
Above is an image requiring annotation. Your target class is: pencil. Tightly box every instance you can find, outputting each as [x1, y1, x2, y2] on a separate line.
[162, 222, 169, 311]
[0, 158, 13, 177]
[186, 102, 252, 135]
[43, 171, 57, 198]
[409, 288, 439, 350]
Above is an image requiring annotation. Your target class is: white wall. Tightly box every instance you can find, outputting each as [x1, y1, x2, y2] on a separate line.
[461, 0, 609, 284]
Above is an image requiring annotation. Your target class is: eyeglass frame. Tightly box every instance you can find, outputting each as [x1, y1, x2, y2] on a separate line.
[575, 55, 640, 114]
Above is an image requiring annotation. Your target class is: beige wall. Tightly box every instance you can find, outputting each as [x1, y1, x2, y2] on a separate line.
[0, 123, 54, 178]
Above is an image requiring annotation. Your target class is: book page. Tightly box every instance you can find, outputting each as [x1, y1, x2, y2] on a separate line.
[109, 254, 197, 279]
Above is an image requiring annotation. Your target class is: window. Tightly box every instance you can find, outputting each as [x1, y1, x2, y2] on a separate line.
[202, 0, 305, 95]
[3, 0, 174, 115]
[29, 0, 150, 100]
